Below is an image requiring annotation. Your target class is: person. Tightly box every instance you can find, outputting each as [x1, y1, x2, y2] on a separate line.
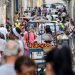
[46, 13, 51, 21]
[57, 20, 65, 31]
[31, 9, 36, 17]
[42, 25, 53, 44]
[43, 7, 47, 17]
[38, 7, 41, 16]
[0, 24, 8, 40]
[15, 19, 21, 28]
[45, 46, 75, 75]
[14, 12, 19, 21]
[61, 11, 67, 23]
[65, 19, 74, 35]
[6, 18, 12, 32]
[20, 25, 30, 56]
[0, 40, 21, 75]
[24, 26, 36, 44]
[0, 33, 6, 64]
[22, 17, 29, 28]
[39, 24, 45, 35]
[20, 25, 26, 34]
[9, 27, 24, 56]
[34, 6, 38, 16]
[15, 56, 36, 75]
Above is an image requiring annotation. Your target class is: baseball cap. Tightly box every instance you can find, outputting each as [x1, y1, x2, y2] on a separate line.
[4, 40, 20, 56]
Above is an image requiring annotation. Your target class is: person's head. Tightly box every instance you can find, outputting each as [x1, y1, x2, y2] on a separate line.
[3, 40, 21, 63]
[34, 6, 37, 9]
[15, 56, 36, 75]
[0, 32, 5, 39]
[38, 7, 40, 9]
[45, 25, 52, 35]
[0, 24, 4, 27]
[45, 46, 74, 75]
[20, 25, 25, 33]
[6, 18, 10, 20]
[9, 27, 22, 40]
[29, 26, 34, 32]
[15, 12, 18, 15]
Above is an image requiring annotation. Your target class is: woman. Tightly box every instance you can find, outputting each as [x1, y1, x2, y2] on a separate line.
[42, 25, 53, 44]
[24, 26, 36, 44]
[45, 46, 75, 75]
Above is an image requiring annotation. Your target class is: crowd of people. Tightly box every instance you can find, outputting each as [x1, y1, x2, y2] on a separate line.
[0, 4, 74, 75]
[0, 39, 74, 75]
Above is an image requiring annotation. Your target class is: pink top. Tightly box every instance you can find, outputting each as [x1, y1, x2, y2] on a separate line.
[24, 31, 35, 44]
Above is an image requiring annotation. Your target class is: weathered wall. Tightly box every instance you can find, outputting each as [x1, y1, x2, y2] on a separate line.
[45, 0, 64, 4]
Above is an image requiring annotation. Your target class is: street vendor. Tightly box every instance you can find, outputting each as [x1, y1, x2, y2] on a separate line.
[42, 25, 54, 45]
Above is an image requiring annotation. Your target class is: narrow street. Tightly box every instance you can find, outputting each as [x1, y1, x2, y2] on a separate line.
[0, 0, 75, 75]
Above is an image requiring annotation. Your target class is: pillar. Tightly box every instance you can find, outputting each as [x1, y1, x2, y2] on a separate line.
[11, 0, 14, 25]
[22, 0, 27, 11]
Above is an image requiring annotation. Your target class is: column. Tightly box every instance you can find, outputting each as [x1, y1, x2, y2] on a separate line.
[11, 0, 14, 25]
[71, 0, 74, 19]
[33, 0, 37, 8]
[22, 0, 27, 11]
[74, 0, 75, 21]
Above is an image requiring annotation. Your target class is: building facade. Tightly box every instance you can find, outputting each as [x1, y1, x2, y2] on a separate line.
[68, 0, 75, 21]
[71, 0, 75, 21]
[0, 0, 44, 25]
[0, 0, 8, 26]
[45, 0, 64, 4]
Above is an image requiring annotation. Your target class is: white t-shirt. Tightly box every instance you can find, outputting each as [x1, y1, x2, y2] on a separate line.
[0, 27, 8, 39]
[39, 24, 45, 34]
[0, 39, 6, 52]
[46, 15, 51, 21]
[18, 40, 24, 56]
[61, 12, 66, 17]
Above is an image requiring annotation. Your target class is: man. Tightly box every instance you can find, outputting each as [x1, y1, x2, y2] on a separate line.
[0, 24, 8, 40]
[0, 40, 21, 75]
[0, 32, 6, 64]
[15, 56, 36, 75]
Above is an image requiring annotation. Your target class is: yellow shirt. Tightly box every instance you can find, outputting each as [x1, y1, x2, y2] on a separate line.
[15, 22, 21, 28]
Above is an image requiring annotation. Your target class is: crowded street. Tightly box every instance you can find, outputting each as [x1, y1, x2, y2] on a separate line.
[0, 0, 75, 75]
